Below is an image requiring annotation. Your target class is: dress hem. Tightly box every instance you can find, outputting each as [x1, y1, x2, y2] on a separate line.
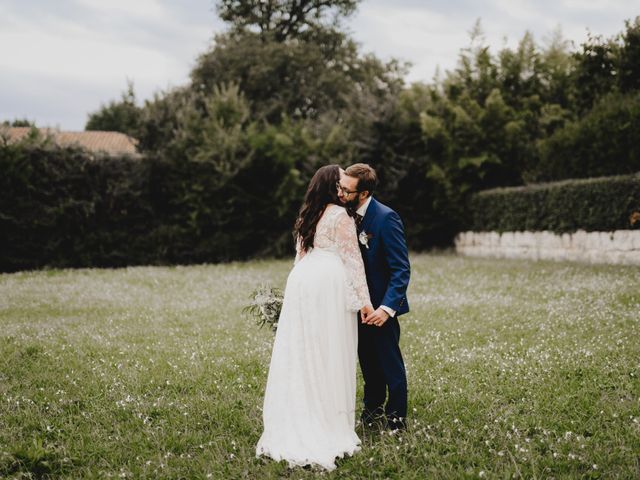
[256, 443, 361, 471]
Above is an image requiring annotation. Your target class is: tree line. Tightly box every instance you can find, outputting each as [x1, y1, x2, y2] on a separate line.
[87, 2, 639, 249]
[3, 1, 638, 270]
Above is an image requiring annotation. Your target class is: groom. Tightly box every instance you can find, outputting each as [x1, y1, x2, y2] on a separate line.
[338, 163, 411, 431]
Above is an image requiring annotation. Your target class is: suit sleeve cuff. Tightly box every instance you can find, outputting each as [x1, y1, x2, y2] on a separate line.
[380, 305, 396, 318]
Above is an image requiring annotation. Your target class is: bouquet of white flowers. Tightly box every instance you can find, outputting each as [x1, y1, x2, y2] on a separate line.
[243, 285, 283, 332]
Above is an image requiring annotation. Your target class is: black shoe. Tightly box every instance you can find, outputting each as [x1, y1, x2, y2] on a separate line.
[360, 408, 385, 428]
[385, 415, 407, 431]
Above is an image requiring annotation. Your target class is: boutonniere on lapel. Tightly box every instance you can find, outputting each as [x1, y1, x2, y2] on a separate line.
[359, 231, 373, 249]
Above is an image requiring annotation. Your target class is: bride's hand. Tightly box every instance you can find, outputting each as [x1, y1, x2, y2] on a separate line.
[360, 304, 374, 323]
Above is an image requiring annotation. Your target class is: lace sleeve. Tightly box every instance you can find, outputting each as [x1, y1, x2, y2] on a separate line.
[334, 210, 371, 311]
[294, 236, 306, 265]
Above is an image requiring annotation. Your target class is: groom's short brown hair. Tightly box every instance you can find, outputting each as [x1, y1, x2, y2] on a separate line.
[345, 163, 377, 196]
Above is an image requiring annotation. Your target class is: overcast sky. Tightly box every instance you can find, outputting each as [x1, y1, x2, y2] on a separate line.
[1, 0, 637, 131]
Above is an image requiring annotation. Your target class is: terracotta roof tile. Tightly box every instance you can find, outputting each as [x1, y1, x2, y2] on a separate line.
[2, 127, 139, 156]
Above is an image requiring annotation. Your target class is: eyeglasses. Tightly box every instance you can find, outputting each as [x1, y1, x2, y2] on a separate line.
[336, 182, 359, 196]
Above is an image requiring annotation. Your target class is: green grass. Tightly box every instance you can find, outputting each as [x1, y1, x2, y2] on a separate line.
[1, 254, 639, 479]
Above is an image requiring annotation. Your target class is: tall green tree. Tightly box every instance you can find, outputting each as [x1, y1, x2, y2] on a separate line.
[129, 0, 406, 257]
[85, 81, 142, 137]
[2, 119, 35, 127]
[533, 17, 640, 182]
[615, 16, 640, 93]
[190, 30, 403, 124]
[217, 0, 358, 40]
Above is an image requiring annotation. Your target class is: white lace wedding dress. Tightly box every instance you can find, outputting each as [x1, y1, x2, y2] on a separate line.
[256, 204, 371, 471]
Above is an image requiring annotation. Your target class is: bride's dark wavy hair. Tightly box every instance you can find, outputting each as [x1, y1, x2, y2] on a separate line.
[293, 164, 342, 253]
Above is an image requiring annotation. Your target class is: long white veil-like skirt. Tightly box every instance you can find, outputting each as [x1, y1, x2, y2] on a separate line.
[256, 248, 360, 471]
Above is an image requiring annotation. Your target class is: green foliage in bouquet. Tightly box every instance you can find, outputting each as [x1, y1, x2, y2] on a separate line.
[243, 285, 283, 332]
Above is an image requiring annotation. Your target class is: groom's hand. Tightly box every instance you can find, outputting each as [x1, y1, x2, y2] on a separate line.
[366, 308, 390, 327]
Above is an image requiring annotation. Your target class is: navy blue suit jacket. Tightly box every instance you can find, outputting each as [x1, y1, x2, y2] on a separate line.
[358, 198, 410, 316]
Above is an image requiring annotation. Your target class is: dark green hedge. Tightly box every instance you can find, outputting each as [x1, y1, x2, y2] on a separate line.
[0, 144, 301, 272]
[469, 173, 640, 232]
[0, 145, 158, 271]
[6, 143, 638, 272]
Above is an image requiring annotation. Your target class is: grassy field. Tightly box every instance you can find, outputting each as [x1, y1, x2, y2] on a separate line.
[1, 253, 639, 479]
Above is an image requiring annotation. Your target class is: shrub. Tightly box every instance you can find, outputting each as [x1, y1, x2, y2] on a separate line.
[0, 144, 153, 271]
[0, 138, 304, 272]
[532, 92, 640, 182]
[468, 173, 640, 232]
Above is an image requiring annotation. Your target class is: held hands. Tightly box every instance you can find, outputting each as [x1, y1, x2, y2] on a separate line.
[360, 304, 374, 323]
[360, 306, 390, 327]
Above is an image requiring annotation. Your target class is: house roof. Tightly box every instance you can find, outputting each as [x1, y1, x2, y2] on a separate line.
[3, 127, 139, 156]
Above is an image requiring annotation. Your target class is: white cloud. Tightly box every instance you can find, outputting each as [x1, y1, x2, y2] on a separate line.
[0, 0, 214, 129]
[560, 0, 634, 13]
[1, 22, 172, 84]
[487, 0, 544, 23]
[349, 5, 473, 82]
[74, 0, 170, 22]
[349, 0, 638, 83]
[1, 0, 638, 129]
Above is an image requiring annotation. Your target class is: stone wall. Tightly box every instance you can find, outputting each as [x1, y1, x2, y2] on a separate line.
[455, 230, 640, 265]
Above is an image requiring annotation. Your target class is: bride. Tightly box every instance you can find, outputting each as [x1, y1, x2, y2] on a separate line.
[256, 164, 373, 471]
